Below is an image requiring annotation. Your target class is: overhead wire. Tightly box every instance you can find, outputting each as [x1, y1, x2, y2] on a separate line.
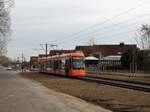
[67, 29, 136, 46]
[65, 19, 150, 46]
[59, 13, 150, 44]
[70, 13, 150, 38]
[55, 0, 150, 45]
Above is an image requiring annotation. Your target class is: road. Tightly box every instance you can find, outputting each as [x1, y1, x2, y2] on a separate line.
[0, 70, 110, 112]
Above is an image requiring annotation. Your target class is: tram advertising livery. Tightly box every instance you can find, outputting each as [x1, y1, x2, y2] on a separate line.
[38, 51, 86, 77]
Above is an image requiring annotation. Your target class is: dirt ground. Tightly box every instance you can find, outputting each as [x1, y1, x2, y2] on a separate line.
[20, 72, 150, 112]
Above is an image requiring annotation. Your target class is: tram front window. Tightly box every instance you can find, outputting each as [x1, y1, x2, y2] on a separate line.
[72, 57, 84, 69]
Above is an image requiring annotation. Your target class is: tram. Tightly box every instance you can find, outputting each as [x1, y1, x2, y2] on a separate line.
[38, 51, 86, 77]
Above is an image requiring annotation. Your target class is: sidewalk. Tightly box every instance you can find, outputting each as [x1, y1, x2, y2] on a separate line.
[0, 71, 111, 112]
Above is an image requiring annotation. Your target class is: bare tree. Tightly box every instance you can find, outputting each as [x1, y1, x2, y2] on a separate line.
[0, 0, 13, 56]
[135, 24, 150, 50]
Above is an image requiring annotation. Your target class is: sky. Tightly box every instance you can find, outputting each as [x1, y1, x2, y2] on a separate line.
[8, 0, 150, 61]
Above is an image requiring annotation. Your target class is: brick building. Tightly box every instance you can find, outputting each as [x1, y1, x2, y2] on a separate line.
[75, 43, 137, 57]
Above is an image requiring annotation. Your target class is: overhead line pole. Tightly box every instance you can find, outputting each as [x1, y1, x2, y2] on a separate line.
[40, 43, 58, 56]
[21, 53, 24, 72]
[45, 43, 48, 72]
[45, 43, 48, 58]
[39, 43, 58, 71]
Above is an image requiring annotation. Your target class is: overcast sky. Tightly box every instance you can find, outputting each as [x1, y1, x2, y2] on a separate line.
[8, 0, 150, 60]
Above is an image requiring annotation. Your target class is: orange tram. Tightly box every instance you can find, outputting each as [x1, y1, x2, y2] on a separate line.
[38, 51, 86, 77]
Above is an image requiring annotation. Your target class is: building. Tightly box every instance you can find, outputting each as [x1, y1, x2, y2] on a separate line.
[75, 43, 137, 57]
[99, 55, 121, 66]
[76, 43, 137, 67]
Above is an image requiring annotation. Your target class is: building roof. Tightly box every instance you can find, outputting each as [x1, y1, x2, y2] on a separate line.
[84, 56, 99, 60]
[75, 43, 137, 56]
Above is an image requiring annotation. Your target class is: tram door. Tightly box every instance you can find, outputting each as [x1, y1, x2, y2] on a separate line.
[65, 59, 71, 75]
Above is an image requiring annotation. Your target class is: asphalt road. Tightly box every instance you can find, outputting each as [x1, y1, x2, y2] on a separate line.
[0, 70, 110, 112]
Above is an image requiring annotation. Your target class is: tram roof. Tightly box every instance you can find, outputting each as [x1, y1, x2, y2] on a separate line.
[38, 51, 84, 61]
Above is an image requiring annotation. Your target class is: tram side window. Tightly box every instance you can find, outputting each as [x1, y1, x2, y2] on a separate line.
[58, 60, 62, 69]
[54, 60, 60, 69]
[42, 61, 47, 68]
[48, 60, 53, 68]
[39, 62, 44, 70]
[46, 62, 50, 68]
[47, 61, 51, 68]
[54, 61, 56, 69]
[61, 60, 65, 69]
[49, 61, 51, 68]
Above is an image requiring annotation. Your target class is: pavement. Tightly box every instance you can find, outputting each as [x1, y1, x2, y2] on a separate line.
[0, 70, 111, 112]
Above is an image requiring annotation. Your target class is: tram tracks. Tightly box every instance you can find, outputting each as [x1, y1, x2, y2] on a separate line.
[76, 76, 150, 93]
[39, 72, 150, 92]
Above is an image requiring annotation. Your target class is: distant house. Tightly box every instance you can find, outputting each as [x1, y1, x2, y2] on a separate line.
[75, 43, 137, 57]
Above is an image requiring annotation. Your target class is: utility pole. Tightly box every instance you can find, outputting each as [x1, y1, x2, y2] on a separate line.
[130, 48, 137, 76]
[40, 43, 57, 56]
[35, 43, 58, 56]
[45, 43, 48, 58]
[21, 53, 24, 72]
[45, 43, 48, 72]
[39, 43, 58, 72]
[22, 53, 24, 63]
[39, 43, 48, 72]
